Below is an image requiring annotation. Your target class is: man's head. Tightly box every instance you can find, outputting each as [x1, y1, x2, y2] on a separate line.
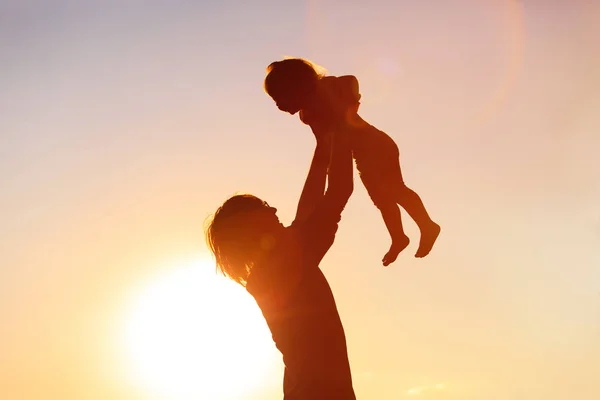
[205, 194, 283, 285]
[264, 58, 324, 114]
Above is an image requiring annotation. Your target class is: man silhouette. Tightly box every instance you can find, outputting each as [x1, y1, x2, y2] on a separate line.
[205, 128, 356, 399]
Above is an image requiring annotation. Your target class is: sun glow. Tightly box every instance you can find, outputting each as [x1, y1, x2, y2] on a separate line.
[120, 258, 279, 400]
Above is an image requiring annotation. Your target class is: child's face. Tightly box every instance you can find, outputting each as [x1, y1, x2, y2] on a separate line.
[273, 85, 310, 115]
[275, 93, 302, 115]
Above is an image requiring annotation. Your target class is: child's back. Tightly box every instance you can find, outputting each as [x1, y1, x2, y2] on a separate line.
[299, 75, 362, 132]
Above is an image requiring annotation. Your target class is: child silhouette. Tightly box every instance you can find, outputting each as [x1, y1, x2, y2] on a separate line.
[264, 58, 440, 266]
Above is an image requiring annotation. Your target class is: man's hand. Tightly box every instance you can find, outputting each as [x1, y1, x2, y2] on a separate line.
[316, 130, 332, 147]
[314, 130, 333, 168]
[310, 123, 329, 140]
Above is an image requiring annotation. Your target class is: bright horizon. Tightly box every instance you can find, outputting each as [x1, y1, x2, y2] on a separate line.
[2, 1, 599, 399]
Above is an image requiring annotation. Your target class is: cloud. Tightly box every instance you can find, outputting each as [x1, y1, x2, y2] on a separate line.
[407, 383, 446, 396]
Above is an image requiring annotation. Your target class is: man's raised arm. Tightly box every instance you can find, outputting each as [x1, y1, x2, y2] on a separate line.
[321, 128, 353, 215]
[293, 128, 331, 223]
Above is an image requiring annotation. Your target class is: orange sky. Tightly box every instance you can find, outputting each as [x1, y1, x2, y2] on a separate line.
[1, 1, 599, 399]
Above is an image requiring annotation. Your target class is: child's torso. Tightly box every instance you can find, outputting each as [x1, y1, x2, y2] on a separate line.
[299, 76, 400, 170]
[299, 76, 361, 131]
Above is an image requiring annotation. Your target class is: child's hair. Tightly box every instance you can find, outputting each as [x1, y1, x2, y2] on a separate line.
[263, 57, 326, 101]
[205, 194, 266, 286]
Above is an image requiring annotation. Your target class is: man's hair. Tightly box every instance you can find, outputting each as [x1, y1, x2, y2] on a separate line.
[205, 194, 266, 285]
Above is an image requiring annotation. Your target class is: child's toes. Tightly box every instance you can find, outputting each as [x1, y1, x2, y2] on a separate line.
[415, 223, 441, 258]
[382, 253, 396, 267]
[382, 236, 410, 266]
[382, 249, 399, 266]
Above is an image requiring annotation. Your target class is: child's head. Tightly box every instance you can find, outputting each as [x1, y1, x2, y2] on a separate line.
[205, 194, 283, 286]
[264, 58, 325, 114]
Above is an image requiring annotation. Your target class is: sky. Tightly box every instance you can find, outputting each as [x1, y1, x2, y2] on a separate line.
[1, 0, 599, 399]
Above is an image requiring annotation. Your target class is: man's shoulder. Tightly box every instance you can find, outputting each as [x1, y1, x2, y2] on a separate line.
[247, 229, 302, 282]
[246, 229, 305, 307]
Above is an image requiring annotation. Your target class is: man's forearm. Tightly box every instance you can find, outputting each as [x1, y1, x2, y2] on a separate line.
[294, 142, 330, 222]
[324, 129, 353, 208]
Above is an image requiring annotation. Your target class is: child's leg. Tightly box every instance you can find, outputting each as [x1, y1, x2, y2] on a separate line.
[362, 131, 440, 258]
[354, 125, 438, 262]
[376, 199, 411, 266]
[358, 170, 410, 266]
[394, 183, 440, 258]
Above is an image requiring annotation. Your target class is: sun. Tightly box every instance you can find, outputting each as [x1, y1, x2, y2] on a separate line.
[120, 258, 280, 400]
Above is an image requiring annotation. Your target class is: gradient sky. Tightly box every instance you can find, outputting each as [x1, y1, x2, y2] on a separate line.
[1, 1, 599, 399]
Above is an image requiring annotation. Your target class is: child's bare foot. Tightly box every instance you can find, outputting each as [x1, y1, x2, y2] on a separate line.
[382, 235, 410, 266]
[415, 222, 441, 258]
